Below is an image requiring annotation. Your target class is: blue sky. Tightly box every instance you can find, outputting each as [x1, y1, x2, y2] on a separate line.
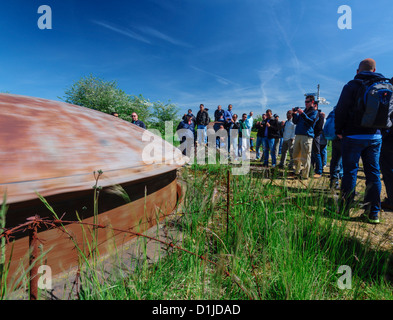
[2, 0, 393, 120]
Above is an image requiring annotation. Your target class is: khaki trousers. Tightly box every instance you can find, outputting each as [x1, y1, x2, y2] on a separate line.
[293, 134, 313, 178]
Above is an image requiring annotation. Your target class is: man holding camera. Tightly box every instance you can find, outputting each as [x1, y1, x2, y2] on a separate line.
[291, 96, 319, 179]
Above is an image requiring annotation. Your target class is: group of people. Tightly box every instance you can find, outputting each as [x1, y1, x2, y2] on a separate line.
[177, 99, 327, 176]
[178, 103, 257, 161]
[177, 58, 393, 225]
[114, 58, 391, 225]
[252, 97, 329, 181]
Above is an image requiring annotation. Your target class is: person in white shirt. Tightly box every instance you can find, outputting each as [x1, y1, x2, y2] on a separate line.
[245, 111, 255, 151]
[278, 110, 296, 170]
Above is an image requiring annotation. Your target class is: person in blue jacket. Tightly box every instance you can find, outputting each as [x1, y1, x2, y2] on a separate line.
[177, 115, 195, 156]
[335, 58, 384, 224]
[292, 95, 318, 179]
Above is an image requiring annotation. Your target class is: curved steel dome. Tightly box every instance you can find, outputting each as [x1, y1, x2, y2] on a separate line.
[0, 93, 184, 204]
[0, 93, 185, 282]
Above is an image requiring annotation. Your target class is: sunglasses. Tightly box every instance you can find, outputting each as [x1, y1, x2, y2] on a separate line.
[305, 100, 312, 103]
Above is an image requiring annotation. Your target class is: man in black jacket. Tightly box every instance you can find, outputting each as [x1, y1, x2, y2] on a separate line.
[260, 109, 280, 167]
[335, 58, 384, 224]
[311, 103, 326, 178]
[255, 114, 266, 160]
[131, 112, 146, 129]
[196, 104, 210, 145]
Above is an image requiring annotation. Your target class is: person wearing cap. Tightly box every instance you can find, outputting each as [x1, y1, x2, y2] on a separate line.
[183, 109, 196, 126]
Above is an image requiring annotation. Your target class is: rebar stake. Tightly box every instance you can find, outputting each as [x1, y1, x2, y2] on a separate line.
[28, 215, 39, 300]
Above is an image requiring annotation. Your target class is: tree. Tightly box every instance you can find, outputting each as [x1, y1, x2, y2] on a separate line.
[150, 100, 180, 137]
[61, 74, 151, 123]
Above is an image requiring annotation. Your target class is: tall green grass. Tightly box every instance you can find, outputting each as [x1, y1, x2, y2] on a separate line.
[0, 193, 8, 299]
[2, 164, 392, 300]
[77, 164, 393, 300]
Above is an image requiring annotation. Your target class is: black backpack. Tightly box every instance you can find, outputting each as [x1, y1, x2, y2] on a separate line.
[354, 77, 393, 129]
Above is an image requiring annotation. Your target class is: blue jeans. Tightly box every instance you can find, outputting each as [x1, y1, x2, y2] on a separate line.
[311, 152, 323, 174]
[256, 136, 263, 160]
[322, 145, 328, 167]
[197, 125, 207, 144]
[311, 135, 323, 174]
[213, 122, 221, 148]
[380, 134, 393, 205]
[279, 137, 283, 155]
[341, 136, 382, 219]
[262, 137, 276, 166]
[226, 123, 234, 152]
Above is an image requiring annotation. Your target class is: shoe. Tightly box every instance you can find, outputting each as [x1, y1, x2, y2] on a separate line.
[313, 174, 322, 178]
[359, 214, 380, 224]
[369, 217, 380, 224]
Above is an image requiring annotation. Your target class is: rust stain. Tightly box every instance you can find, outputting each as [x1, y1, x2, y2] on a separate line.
[4, 179, 180, 281]
[0, 93, 185, 204]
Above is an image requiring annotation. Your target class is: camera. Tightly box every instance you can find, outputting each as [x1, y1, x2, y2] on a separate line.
[293, 106, 300, 112]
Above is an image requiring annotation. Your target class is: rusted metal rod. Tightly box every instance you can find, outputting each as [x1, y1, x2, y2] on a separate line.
[28, 215, 39, 300]
[226, 169, 230, 243]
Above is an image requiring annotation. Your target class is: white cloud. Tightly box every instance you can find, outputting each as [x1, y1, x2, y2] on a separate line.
[138, 26, 193, 48]
[92, 20, 151, 44]
[190, 66, 239, 86]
